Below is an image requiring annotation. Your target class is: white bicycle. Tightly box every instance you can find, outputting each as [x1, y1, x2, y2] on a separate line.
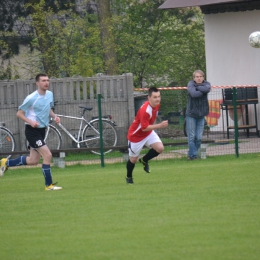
[0, 122, 16, 158]
[42, 106, 117, 155]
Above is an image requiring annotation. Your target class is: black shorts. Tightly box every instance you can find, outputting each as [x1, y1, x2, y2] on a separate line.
[25, 125, 46, 149]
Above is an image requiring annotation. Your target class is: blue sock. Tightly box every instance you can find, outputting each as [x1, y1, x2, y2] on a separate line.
[42, 164, 53, 186]
[7, 156, 27, 167]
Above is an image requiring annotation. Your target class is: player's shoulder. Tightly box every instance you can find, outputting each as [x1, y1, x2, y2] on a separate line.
[141, 101, 149, 107]
[45, 90, 54, 99]
[46, 90, 53, 96]
[23, 90, 38, 101]
[137, 101, 148, 113]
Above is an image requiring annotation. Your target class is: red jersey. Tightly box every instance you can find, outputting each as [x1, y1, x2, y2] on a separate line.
[127, 101, 160, 142]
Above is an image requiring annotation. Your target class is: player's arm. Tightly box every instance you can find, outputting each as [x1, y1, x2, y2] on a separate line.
[49, 109, 60, 124]
[140, 112, 168, 132]
[17, 109, 39, 128]
[142, 120, 168, 132]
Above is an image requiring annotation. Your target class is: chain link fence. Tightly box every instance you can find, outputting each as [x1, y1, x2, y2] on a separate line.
[0, 75, 259, 166]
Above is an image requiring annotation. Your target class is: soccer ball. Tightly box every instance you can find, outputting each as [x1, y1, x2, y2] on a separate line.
[249, 31, 260, 48]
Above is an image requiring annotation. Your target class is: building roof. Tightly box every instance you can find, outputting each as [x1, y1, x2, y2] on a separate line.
[159, 0, 243, 9]
[159, 0, 260, 14]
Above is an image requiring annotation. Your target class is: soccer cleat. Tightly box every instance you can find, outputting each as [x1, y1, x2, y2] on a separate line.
[0, 158, 8, 177]
[139, 157, 150, 173]
[126, 177, 134, 184]
[45, 183, 62, 191]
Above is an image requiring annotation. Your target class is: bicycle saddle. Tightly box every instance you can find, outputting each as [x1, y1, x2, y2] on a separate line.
[79, 106, 93, 111]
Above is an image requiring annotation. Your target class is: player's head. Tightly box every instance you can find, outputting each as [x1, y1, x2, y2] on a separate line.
[35, 73, 50, 92]
[35, 73, 48, 82]
[148, 87, 159, 97]
[148, 87, 161, 107]
[193, 70, 204, 84]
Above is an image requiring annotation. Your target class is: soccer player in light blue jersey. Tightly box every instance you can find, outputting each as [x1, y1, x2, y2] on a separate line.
[0, 73, 62, 191]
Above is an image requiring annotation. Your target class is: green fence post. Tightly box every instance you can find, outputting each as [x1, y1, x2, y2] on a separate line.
[232, 87, 239, 158]
[98, 94, 105, 167]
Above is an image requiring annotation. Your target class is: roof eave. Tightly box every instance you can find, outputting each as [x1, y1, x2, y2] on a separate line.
[159, 0, 243, 9]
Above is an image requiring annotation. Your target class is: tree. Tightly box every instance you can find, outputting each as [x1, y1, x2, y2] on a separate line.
[0, 0, 104, 78]
[52, 12, 104, 77]
[96, 0, 118, 75]
[0, 0, 205, 90]
[0, 0, 77, 78]
[111, 0, 205, 88]
[27, 0, 60, 76]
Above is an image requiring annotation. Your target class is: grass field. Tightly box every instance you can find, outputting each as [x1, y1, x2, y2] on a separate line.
[0, 154, 260, 260]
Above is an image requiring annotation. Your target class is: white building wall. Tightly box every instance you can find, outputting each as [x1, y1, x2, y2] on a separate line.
[204, 9, 260, 86]
[204, 10, 260, 134]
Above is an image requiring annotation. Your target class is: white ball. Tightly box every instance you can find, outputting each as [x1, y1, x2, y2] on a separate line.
[249, 31, 260, 48]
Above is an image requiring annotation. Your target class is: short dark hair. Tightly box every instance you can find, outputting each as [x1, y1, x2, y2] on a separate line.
[35, 73, 48, 82]
[148, 87, 159, 97]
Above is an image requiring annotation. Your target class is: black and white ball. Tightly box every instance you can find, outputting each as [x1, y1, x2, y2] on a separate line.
[249, 31, 260, 48]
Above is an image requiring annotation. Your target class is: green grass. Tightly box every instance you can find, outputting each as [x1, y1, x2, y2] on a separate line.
[1, 154, 260, 260]
[63, 144, 188, 162]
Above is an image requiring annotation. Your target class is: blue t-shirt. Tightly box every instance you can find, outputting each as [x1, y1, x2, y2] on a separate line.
[18, 90, 54, 128]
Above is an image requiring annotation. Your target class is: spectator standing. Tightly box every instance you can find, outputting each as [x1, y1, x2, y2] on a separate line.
[186, 70, 211, 160]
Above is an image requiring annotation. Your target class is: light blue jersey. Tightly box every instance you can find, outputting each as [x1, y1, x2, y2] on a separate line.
[18, 90, 54, 128]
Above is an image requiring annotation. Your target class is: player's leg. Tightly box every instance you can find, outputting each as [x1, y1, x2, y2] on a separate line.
[1, 144, 41, 168]
[0, 155, 28, 177]
[126, 156, 137, 184]
[26, 125, 61, 190]
[26, 147, 41, 165]
[0, 126, 42, 176]
[139, 131, 162, 173]
[0, 147, 44, 177]
[37, 145, 62, 191]
[126, 140, 145, 184]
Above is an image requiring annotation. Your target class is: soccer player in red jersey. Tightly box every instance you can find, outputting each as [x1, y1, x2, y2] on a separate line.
[126, 87, 168, 184]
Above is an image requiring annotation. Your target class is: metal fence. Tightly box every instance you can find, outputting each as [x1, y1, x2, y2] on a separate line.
[0, 75, 260, 165]
[144, 85, 260, 161]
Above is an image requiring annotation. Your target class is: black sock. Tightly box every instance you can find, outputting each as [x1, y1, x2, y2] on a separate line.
[126, 159, 135, 178]
[143, 148, 160, 162]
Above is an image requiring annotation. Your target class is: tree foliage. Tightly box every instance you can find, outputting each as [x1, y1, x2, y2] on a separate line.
[96, 0, 118, 75]
[112, 0, 205, 87]
[0, 0, 206, 104]
[0, 0, 76, 78]
[110, 0, 206, 114]
[0, 0, 104, 78]
[27, 0, 103, 77]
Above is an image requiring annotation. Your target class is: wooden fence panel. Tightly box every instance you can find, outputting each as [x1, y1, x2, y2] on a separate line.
[0, 74, 135, 151]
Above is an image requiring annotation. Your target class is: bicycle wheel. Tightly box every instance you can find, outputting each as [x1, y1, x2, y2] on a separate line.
[0, 127, 15, 158]
[82, 119, 117, 155]
[44, 125, 62, 150]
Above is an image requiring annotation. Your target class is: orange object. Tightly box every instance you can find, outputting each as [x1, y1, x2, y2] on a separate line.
[205, 100, 222, 127]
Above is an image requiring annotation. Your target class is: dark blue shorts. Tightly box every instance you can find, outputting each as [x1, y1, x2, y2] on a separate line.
[25, 125, 46, 149]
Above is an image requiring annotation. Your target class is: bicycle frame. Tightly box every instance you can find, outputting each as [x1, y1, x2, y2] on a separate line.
[55, 114, 103, 148]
